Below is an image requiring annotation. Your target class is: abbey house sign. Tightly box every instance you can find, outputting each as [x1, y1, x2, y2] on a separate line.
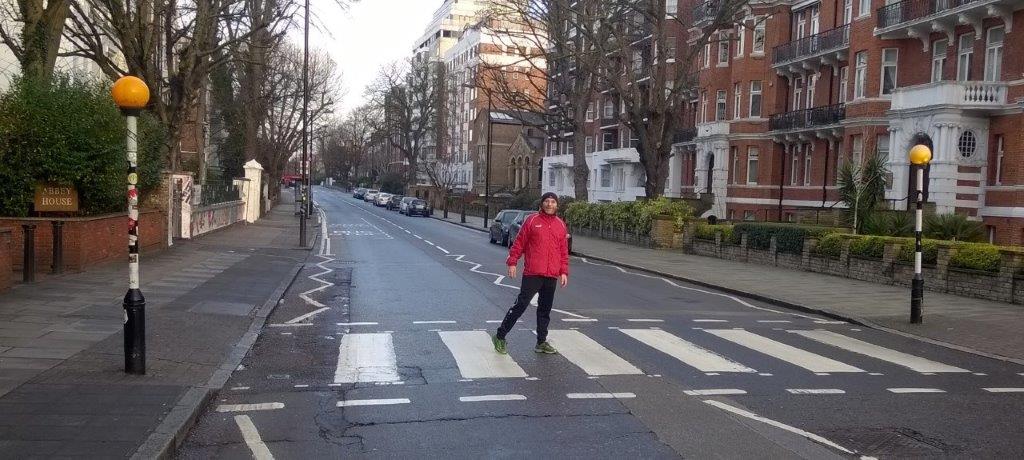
[34, 183, 79, 213]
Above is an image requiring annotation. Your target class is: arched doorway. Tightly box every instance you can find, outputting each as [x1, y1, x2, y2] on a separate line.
[908, 132, 932, 204]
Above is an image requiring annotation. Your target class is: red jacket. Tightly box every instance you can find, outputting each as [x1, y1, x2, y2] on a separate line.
[506, 212, 569, 278]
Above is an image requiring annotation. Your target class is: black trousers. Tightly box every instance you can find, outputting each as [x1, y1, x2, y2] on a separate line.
[496, 275, 557, 344]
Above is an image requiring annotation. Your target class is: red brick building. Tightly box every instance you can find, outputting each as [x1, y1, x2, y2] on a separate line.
[678, 0, 1024, 244]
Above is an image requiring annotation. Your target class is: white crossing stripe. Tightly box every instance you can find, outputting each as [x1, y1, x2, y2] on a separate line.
[627, 319, 664, 323]
[561, 318, 599, 322]
[546, 330, 643, 376]
[459, 394, 527, 402]
[567, 393, 636, 399]
[706, 329, 864, 373]
[790, 330, 969, 373]
[216, 403, 284, 412]
[337, 398, 411, 407]
[414, 321, 457, 324]
[336, 322, 378, 326]
[786, 389, 846, 394]
[693, 319, 728, 323]
[620, 329, 756, 373]
[334, 333, 401, 383]
[887, 388, 946, 393]
[757, 320, 792, 323]
[983, 388, 1024, 393]
[439, 331, 528, 379]
[684, 389, 747, 396]
[234, 415, 275, 460]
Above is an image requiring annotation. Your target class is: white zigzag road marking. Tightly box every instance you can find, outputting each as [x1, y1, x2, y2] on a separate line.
[287, 203, 336, 324]
[447, 254, 588, 318]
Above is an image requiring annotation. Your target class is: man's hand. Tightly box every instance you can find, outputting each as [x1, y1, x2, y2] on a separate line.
[560, 274, 568, 287]
[508, 265, 517, 279]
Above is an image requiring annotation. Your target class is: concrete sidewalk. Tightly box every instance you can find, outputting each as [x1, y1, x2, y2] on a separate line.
[0, 191, 312, 458]
[432, 212, 1024, 365]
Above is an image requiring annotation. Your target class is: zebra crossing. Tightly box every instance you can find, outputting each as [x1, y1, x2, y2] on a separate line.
[327, 325, 1007, 385]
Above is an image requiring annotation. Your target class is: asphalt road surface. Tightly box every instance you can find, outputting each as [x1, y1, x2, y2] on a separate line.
[178, 186, 1024, 459]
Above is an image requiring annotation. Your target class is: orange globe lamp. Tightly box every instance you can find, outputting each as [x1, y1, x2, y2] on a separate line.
[908, 144, 932, 165]
[111, 76, 150, 110]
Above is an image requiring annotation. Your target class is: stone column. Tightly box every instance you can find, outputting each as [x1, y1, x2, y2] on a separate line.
[243, 160, 264, 223]
[666, 148, 683, 198]
[998, 252, 1020, 303]
[803, 237, 819, 270]
[936, 246, 953, 292]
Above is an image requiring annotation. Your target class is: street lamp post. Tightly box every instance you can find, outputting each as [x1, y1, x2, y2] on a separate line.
[111, 76, 150, 375]
[484, 93, 493, 230]
[908, 144, 932, 324]
[298, 0, 311, 248]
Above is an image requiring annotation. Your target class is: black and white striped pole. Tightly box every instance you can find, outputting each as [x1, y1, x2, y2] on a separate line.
[909, 144, 932, 324]
[112, 76, 150, 374]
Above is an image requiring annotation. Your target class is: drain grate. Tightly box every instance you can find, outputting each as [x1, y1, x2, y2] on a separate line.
[826, 427, 954, 457]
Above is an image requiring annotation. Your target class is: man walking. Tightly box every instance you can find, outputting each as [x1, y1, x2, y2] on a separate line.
[493, 192, 569, 355]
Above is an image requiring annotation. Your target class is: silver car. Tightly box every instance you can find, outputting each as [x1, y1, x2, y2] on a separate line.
[363, 189, 379, 203]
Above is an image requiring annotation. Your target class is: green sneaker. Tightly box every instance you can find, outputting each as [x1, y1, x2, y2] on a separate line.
[492, 335, 507, 354]
[534, 342, 558, 354]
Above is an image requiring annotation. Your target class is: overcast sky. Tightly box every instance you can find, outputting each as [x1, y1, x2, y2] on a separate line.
[302, 0, 440, 117]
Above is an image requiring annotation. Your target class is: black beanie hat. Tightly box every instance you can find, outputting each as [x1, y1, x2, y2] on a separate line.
[539, 192, 559, 209]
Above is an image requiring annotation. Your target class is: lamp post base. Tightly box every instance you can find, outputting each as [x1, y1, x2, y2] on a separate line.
[910, 276, 923, 324]
[123, 288, 146, 374]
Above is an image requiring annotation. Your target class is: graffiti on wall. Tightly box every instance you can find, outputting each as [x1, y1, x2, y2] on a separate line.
[189, 202, 244, 237]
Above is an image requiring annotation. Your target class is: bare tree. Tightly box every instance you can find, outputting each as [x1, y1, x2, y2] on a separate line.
[365, 58, 439, 187]
[320, 103, 376, 186]
[0, 0, 70, 81]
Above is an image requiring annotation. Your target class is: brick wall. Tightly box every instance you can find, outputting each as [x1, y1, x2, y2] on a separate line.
[0, 229, 11, 292]
[0, 210, 167, 275]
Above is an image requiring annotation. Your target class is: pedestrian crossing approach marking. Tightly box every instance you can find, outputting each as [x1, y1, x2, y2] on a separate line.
[684, 389, 747, 396]
[706, 329, 864, 373]
[546, 330, 644, 375]
[216, 403, 285, 412]
[336, 322, 378, 326]
[234, 415, 275, 460]
[620, 329, 757, 373]
[567, 393, 636, 399]
[439, 331, 528, 379]
[337, 398, 411, 407]
[459, 394, 527, 402]
[334, 333, 401, 384]
[787, 389, 846, 395]
[789, 330, 970, 373]
[983, 388, 1024, 393]
[888, 388, 946, 393]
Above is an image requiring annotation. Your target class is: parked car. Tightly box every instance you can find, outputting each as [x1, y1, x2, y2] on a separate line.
[387, 195, 404, 211]
[507, 211, 573, 252]
[399, 196, 418, 214]
[363, 189, 379, 203]
[353, 188, 366, 199]
[375, 193, 392, 207]
[406, 199, 430, 216]
[489, 209, 530, 246]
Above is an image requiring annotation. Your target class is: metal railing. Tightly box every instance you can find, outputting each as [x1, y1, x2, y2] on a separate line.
[772, 25, 850, 66]
[769, 103, 845, 131]
[196, 181, 242, 207]
[877, 0, 977, 28]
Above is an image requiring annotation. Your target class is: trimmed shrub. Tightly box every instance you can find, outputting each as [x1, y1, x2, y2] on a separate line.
[730, 223, 847, 255]
[694, 223, 733, 241]
[848, 236, 888, 259]
[562, 198, 692, 236]
[950, 243, 1001, 272]
[813, 233, 846, 258]
[896, 239, 940, 266]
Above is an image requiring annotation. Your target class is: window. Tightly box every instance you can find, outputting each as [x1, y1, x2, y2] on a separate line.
[747, 147, 759, 184]
[859, 0, 870, 17]
[716, 90, 727, 120]
[743, 210, 756, 221]
[793, 77, 803, 111]
[585, 136, 594, 153]
[585, 103, 594, 121]
[718, 33, 730, 65]
[881, 48, 898, 95]
[602, 131, 615, 150]
[733, 83, 742, 119]
[731, 147, 739, 184]
[834, 139, 843, 183]
[704, 43, 711, 68]
[701, 91, 708, 123]
[615, 168, 625, 192]
[843, 0, 853, 24]
[549, 142, 557, 156]
[620, 128, 629, 149]
[600, 164, 611, 187]
[810, 5, 820, 34]
[877, 134, 892, 189]
[932, 39, 948, 82]
[854, 51, 867, 99]
[994, 135, 1004, 185]
[796, 10, 807, 39]
[985, 26, 1004, 81]
[839, 66, 849, 103]
[629, 129, 639, 148]
[852, 134, 863, 166]
[749, 81, 762, 117]
[807, 74, 817, 109]
[549, 170, 555, 186]
[803, 147, 812, 186]
[567, 140, 575, 156]
[603, 100, 614, 118]
[735, 25, 745, 58]
[790, 146, 800, 185]
[958, 33, 974, 81]
[753, 18, 766, 54]
[665, 38, 676, 61]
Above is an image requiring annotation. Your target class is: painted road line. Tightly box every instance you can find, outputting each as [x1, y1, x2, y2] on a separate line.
[284, 307, 330, 325]
[552, 308, 589, 319]
[814, 320, 847, 324]
[703, 400, 856, 455]
[485, 320, 503, 323]
[268, 323, 315, 328]
[567, 393, 636, 399]
[561, 318, 599, 322]
[216, 403, 285, 412]
[887, 388, 946, 393]
[230, 386, 250, 391]
[693, 319, 728, 323]
[786, 389, 846, 395]
[234, 415, 275, 460]
[425, 240, 434, 245]
[336, 322, 379, 326]
[790, 330, 970, 373]
[757, 320, 792, 323]
[620, 329, 756, 373]
[627, 319, 665, 323]
[439, 331, 528, 379]
[459, 394, 528, 402]
[683, 389, 747, 396]
[413, 320, 457, 324]
[983, 388, 1024, 393]
[337, 398, 411, 407]
[437, 246, 450, 254]
[706, 329, 864, 373]
[334, 333, 401, 383]
[546, 330, 643, 376]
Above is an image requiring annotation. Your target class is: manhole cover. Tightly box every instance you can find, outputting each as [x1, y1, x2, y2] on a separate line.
[827, 427, 952, 457]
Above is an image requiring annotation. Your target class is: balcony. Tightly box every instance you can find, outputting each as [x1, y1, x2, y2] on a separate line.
[673, 127, 697, 144]
[600, 115, 619, 129]
[769, 103, 845, 134]
[875, 0, 1011, 46]
[694, 121, 730, 138]
[771, 25, 850, 75]
[890, 81, 1008, 111]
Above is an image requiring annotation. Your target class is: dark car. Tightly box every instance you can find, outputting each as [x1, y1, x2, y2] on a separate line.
[508, 211, 573, 252]
[489, 210, 529, 246]
[353, 188, 366, 199]
[406, 199, 430, 216]
[387, 195, 404, 211]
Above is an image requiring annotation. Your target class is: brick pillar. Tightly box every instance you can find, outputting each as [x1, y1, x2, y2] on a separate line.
[0, 229, 11, 292]
[882, 243, 899, 281]
[741, 232, 750, 262]
[681, 222, 695, 252]
[998, 252, 1020, 303]
[769, 235, 778, 266]
[840, 239, 851, 277]
[714, 231, 722, 257]
[651, 216, 675, 248]
[936, 246, 953, 293]
[803, 237, 819, 270]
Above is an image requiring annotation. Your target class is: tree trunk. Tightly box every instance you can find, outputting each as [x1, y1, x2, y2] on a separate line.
[18, 0, 69, 82]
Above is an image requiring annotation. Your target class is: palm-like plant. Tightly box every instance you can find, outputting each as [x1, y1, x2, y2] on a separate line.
[837, 155, 890, 234]
[924, 213, 985, 242]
